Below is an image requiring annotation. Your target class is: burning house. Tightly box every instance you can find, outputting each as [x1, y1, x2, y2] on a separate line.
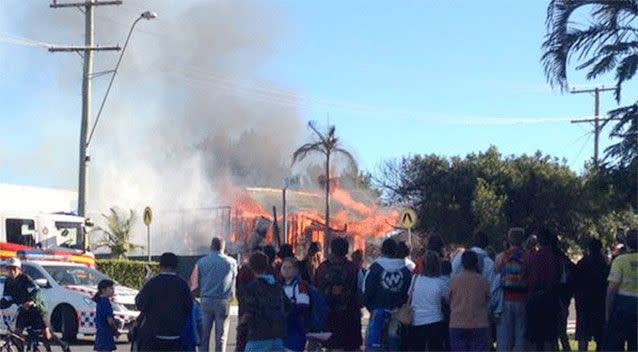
[227, 185, 399, 256]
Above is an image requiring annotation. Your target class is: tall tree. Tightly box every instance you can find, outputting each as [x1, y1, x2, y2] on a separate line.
[377, 147, 583, 246]
[542, 0, 638, 167]
[292, 122, 356, 252]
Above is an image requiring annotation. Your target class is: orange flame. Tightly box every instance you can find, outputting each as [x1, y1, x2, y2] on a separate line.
[225, 183, 398, 250]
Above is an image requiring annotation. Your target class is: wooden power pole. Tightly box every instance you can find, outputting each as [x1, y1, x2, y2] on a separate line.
[49, 0, 122, 216]
[570, 86, 617, 168]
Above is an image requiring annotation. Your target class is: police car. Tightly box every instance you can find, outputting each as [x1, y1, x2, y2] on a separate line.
[0, 259, 140, 341]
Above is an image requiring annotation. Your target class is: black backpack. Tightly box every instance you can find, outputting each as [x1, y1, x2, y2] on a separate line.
[319, 261, 353, 311]
[251, 279, 289, 323]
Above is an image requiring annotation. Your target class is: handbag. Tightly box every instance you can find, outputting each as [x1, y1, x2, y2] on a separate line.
[397, 276, 417, 325]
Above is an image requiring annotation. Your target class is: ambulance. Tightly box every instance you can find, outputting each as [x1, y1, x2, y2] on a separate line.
[0, 184, 95, 266]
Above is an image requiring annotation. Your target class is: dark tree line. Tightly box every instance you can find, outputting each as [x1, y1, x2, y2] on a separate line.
[377, 146, 637, 249]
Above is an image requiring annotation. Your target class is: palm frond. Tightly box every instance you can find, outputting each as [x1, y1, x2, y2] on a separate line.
[94, 208, 138, 258]
[585, 54, 618, 79]
[615, 53, 638, 99]
[292, 142, 326, 164]
[542, 0, 638, 96]
[333, 147, 358, 171]
[604, 102, 638, 167]
[599, 41, 638, 56]
[327, 125, 336, 138]
[308, 121, 328, 144]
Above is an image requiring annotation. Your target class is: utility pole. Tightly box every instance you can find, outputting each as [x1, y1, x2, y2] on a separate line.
[49, 0, 122, 216]
[570, 86, 616, 168]
[282, 187, 287, 244]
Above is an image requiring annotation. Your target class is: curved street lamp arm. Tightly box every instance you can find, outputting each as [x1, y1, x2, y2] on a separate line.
[86, 16, 143, 147]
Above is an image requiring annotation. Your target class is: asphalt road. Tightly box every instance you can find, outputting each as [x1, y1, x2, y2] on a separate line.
[66, 316, 239, 352]
[66, 304, 576, 352]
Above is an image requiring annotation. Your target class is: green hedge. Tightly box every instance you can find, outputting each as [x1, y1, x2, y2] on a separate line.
[96, 259, 159, 290]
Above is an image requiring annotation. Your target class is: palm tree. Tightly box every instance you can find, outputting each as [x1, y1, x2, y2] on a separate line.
[542, 0, 638, 167]
[92, 208, 143, 259]
[292, 122, 357, 252]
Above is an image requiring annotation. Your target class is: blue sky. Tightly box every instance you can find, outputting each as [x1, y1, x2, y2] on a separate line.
[1, 0, 635, 190]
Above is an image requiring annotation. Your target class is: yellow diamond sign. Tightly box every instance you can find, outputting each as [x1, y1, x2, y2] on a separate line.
[143, 206, 153, 226]
[399, 208, 417, 229]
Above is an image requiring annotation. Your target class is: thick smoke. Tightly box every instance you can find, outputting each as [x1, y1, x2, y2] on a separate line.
[12, 0, 301, 253]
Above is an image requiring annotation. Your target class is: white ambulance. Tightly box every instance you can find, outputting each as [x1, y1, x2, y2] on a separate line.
[0, 184, 95, 266]
[0, 259, 140, 341]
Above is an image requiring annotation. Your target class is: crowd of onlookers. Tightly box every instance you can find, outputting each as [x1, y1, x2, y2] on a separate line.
[118, 226, 637, 352]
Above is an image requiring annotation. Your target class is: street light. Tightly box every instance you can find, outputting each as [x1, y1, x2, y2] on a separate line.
[140, 11, 158, 20]
[86, 11, 157, 146]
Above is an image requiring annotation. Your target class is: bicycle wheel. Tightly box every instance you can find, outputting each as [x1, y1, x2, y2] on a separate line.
[0, 338, 18, 352]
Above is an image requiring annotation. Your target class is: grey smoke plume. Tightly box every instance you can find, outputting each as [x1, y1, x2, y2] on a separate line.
[11, 0, 302, 253]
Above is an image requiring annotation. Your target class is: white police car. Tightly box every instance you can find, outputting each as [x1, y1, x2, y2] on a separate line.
[0, 259, 140, 341]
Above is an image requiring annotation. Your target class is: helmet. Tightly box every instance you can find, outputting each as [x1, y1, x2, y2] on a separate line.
[6, 258, 21, 268]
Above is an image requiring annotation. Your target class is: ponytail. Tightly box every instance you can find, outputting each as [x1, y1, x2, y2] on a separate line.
[94, 279, 115, 302]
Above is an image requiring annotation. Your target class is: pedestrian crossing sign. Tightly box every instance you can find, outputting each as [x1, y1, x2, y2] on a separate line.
[399, 208, 417, 229]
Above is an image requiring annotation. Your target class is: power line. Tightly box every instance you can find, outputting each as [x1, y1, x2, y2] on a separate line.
[48, 0, 122, 217]
[156, 66, 598, 126]
[573, 132, 594, 167]
[0, 32, 56, 48]
[2, 22, 607, 128]
[570, 86, 618, 168]
[560, 130, 593, 157]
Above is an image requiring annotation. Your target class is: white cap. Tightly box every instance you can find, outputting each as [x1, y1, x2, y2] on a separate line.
[6, 258, 21, 268]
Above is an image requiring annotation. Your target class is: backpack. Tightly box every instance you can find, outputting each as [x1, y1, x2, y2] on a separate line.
[319, 261, 352, 311]
[33, 289, 47, 313]
[306, 286, 329, 332]
[248, 278, 288, 327]
[501, 249, 526, 292]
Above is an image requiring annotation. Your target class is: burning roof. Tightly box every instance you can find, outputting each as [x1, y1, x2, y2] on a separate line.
[228, 185, 399, 250]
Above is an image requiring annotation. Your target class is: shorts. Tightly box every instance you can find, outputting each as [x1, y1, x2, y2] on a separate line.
[16, 306, 46, 331]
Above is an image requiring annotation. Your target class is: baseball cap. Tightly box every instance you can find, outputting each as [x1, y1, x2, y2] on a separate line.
[6, 258, 21, 268]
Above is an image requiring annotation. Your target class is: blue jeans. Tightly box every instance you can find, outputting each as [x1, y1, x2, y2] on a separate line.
[449, 328, 489, 352]
[366, 309, 400, 351]
[200, 298, 231, 352]
[605, 294, 637, 351]
[497, 300, 526, 351]
[245, 338, 284, 352]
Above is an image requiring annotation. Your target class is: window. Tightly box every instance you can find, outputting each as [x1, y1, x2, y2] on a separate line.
[5, 219, 36, 246]
[43, 265, 112, 286]
[22, 265, 45, 281]
[54, 222, 84, 250]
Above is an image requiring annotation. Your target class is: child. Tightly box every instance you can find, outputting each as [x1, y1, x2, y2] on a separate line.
[280, 257, 310, 351]
[180, 297, 202, 352]
[93, 279, 119, 352]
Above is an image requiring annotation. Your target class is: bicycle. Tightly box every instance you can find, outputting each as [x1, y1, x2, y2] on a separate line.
[0, 320, 23, 352]
[0, 320, 55, 352]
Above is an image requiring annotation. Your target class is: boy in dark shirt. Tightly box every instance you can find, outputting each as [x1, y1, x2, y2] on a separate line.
[241, 251, 288, 351]
[136, 253, 192, 352]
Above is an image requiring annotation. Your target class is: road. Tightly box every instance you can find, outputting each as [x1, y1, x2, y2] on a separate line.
[66, 304, 575, 352]
[67, 315, 239, 352]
